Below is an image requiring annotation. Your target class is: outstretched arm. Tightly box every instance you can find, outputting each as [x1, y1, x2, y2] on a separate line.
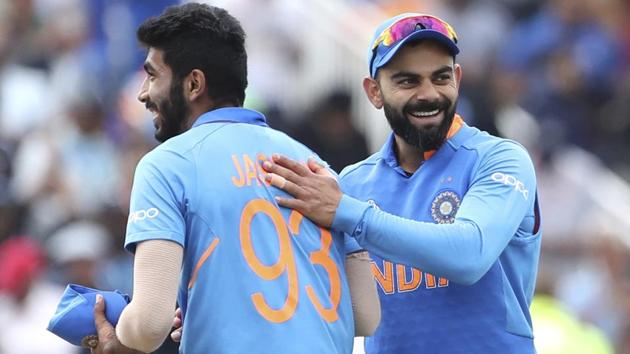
[262, 146, 536, 285]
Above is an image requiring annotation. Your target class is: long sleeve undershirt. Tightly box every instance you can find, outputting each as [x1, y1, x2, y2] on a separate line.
[116, 240, 182, 353]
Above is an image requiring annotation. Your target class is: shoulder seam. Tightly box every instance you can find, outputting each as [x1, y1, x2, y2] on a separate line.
[340, 156, 382, 179]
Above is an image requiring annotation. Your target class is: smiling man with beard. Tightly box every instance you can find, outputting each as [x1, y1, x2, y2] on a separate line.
[376, 38, 459, 172]
[262, 13, 542, 354]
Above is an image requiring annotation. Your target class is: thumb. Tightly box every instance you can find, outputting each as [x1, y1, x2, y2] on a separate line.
[307, 158, 333, 177]
[94, 294, 116, 343]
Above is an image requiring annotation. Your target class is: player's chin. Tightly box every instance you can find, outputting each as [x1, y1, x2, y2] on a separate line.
[154, 125, 181, 143]
[152, 117, 168, 140]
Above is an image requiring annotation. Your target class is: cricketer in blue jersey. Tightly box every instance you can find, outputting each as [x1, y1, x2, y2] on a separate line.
[262, 13, 542, 354]
[87, 3, 379, 354]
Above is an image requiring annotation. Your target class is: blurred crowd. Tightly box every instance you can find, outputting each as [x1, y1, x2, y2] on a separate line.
[0, 0, 629, 353]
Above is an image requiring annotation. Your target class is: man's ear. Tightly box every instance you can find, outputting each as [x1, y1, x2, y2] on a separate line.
[454, 63, 462, 90]
[186, 69, 206, 102]
[363, 77, 383, 109]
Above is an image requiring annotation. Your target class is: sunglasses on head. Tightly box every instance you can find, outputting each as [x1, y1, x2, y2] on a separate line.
[372, 14, 458, 50]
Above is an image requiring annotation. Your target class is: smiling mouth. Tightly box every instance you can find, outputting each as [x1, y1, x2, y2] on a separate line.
[409, 109, 441, 118]
[147, 108, 160, 129]
[147, 107, 159, 119]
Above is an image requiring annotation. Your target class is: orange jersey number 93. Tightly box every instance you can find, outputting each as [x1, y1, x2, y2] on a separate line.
[240, 199, 341, 323]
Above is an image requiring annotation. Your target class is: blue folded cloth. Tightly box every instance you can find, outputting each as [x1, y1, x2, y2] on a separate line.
[47, 284, 130, 346]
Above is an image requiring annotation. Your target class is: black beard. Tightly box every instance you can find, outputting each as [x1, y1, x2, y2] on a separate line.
[153, 79, 190, 143]
[383, 98, 456, 153]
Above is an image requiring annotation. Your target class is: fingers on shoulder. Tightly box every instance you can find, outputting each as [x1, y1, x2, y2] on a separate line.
[273, 154, 311, 176]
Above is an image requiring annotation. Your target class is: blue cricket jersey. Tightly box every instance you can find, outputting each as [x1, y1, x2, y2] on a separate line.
[124, 108, 358, 354]
[333, 117, 541, 354]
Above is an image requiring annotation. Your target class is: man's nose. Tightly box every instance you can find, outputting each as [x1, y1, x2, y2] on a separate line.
[137, 78, 149, 103]
[415, 80, 440, 101]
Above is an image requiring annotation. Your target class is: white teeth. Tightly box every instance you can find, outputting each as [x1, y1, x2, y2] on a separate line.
[410, 109, 439, 117]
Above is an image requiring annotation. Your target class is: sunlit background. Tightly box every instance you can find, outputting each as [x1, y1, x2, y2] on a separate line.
[1, 0, 629, 353]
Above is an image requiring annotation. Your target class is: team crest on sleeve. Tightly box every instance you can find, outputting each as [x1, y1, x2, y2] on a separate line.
[431, 191, 461, 224]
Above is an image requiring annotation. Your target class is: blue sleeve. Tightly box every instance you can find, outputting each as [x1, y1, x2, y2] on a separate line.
[332, 142, 536, 285]
[319, 159, 364, 255]
[124, 149, 192, 253]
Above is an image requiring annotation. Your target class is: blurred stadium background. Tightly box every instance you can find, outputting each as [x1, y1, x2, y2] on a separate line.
[1, 0, 629, 353]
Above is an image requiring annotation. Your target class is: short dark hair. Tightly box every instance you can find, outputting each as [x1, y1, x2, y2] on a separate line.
[137, 3, 248, 105]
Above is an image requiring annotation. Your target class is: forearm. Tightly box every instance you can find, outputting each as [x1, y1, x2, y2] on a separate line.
[116, 240, 182, 352]
[333, 196, 509, 285]
[345, 251, 380, 336]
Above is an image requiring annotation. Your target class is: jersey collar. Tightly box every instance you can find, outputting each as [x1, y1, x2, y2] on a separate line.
[192, 107, 268, 128]
[380, 114, 467, 171]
